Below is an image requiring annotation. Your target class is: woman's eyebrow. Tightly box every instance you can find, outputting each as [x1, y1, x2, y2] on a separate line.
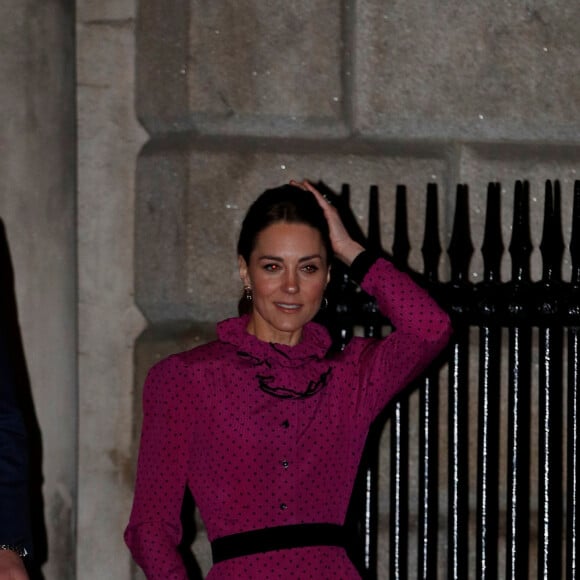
[256, 254, 323, 262]
[257, 255, 283, 261]
[298, 254, 323, 262]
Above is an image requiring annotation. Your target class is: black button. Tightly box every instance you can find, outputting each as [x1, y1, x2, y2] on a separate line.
[281, 420, 290, 428]
[280, 503, 288, 511]
[281, 460, 289, 469]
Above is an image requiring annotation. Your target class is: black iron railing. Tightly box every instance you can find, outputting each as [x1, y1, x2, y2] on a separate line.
[318, 179, 580, 579]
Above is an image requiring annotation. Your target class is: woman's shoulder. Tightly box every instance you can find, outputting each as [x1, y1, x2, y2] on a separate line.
[168, 339, 235, 368]
[143, 337, 229, 375]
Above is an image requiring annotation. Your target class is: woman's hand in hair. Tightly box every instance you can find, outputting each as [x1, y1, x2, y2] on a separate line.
[289, 180, 364, 266]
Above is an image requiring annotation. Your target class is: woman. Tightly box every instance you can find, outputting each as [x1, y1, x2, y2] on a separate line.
[124, 181, 452, 579]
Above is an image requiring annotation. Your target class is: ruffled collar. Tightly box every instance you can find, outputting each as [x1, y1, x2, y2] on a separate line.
[217, 315, 332, 368]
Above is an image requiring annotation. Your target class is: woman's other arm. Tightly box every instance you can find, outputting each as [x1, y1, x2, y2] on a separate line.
[124, 357, 190, 580]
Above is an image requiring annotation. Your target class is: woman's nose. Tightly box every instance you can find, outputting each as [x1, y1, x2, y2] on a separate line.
[283, 271, 299, 293]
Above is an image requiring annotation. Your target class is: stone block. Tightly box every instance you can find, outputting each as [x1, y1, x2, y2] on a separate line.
[354, 1, 580, 141]
[137, 0, 345, 136]
[78, 0, 135, 22]
[76, 2, 149, 578]
[135, 145, 449, 323]
[136, 0, 190, 133]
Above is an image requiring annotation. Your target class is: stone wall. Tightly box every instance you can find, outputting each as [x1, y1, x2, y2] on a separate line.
[76, 1, 147, 578]
[3, 0, 580, 578]
[0, 1, 76, 578]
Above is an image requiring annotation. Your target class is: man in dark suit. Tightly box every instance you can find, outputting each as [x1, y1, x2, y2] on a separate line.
[0, 330, 31, 580]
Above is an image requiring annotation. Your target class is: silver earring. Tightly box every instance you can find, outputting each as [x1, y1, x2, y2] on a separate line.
[244, 286, 253, 302]
[320, 297, 328, 310]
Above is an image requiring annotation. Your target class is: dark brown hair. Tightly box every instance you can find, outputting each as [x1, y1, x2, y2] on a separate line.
[237, 184, 333, 262]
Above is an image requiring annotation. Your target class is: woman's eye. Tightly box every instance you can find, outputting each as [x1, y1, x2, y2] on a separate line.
[264, 263, 281, 272]
[302, 264, 319, 273]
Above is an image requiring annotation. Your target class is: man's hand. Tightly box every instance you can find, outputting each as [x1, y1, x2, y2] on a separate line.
[0, 550, 28, 580]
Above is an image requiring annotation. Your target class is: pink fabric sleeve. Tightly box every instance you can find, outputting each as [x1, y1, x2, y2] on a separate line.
[124, 356, 190, 580]
[356, 258, 452, 420]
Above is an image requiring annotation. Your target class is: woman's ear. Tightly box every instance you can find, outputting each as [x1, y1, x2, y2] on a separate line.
[326, 264, 331, 286]
[238, 255, 250, 286]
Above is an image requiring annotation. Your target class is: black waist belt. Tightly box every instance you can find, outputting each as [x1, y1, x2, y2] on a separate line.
[211, 523, 347, 564]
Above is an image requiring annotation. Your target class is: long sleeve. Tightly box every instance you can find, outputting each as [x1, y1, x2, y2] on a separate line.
[124, 356, 191, 580]
[0, 332, 31, 556]
[349, 255, 452, 420]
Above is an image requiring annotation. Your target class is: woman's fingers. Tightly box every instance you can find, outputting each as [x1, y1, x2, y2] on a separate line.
[290, 180, 334, 213]
[289, 179, 306, 190]
[290, 180, 341, 227]
[298, 180, 329, 207]
[289, 179, 364, 265]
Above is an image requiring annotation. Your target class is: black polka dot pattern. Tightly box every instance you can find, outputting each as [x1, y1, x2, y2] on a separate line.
[124, 258, 452, 579]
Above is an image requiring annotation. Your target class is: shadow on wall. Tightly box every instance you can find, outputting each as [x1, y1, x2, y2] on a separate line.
[0, 218, 47, 579]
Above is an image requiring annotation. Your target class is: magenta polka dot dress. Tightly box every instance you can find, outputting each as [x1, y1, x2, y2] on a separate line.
[124, 257, 452, 579]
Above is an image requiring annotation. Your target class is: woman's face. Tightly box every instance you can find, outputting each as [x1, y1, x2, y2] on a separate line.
[239, 221, 330, 346]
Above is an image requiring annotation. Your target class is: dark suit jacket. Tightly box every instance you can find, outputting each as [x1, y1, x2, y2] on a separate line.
[0, 330, 32, 554]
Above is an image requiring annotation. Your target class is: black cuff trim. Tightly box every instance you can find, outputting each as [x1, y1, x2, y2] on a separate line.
[349, 250, 382, 285]
[0, 544, 29, 558]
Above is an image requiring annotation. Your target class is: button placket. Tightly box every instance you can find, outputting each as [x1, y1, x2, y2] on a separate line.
[277, 410, 295, 514]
